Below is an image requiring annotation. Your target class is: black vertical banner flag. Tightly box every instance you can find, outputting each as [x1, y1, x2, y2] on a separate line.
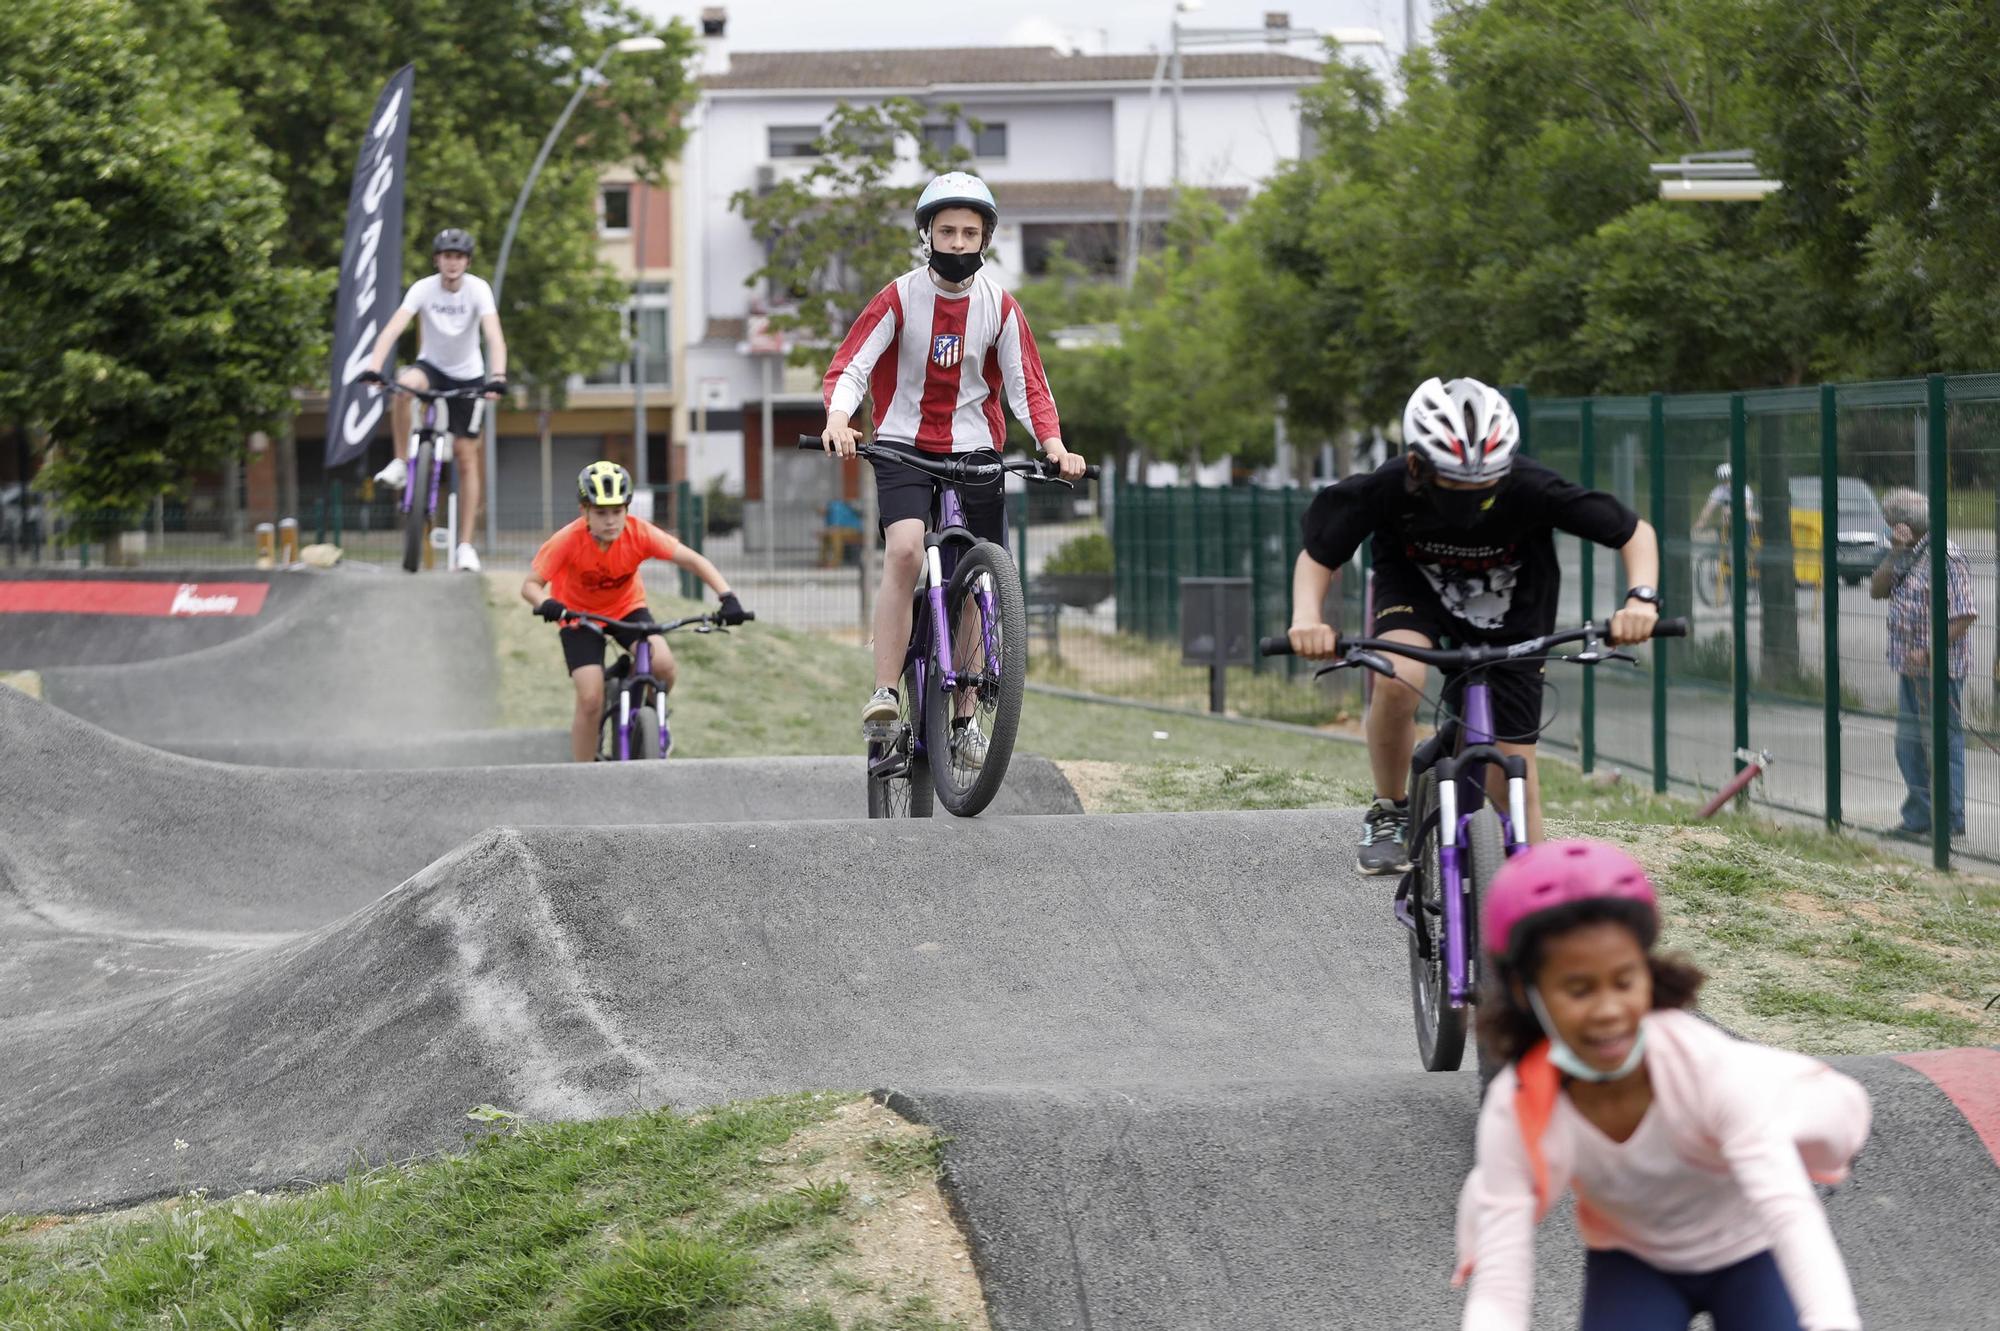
[325, 65, 415, 469]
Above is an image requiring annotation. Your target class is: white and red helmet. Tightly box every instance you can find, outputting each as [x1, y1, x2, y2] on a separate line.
[1402, 376, 1521, 482]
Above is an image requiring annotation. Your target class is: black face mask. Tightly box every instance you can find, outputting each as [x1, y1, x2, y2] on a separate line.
[1425, 485, 1496, 529]
[928, 249, 983, 283]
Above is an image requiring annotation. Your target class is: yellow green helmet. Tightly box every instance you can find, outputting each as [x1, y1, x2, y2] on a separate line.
[578, 460, 633, 506]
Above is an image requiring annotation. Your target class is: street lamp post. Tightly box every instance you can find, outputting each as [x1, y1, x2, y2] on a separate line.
[482, 34, 667, 550]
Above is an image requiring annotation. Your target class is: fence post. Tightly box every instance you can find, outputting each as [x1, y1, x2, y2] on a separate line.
[1926, 373, 1951, 871]
[1580, 400, 1597, 774]
[1820, 383, 1841, 827]
[1649, 393, 1667, 794]
[1249, 486, 1265, 674]
[332, 480, 344, 548]
[1729, 394, 1750, 776]
[1507, 385, 1532, 458]
[1013, 491, 1028, 580]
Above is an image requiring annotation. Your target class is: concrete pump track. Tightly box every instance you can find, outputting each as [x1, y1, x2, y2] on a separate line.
[1, 567, 1994, 1328]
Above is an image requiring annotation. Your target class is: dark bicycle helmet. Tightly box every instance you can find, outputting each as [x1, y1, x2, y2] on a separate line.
[578, 460, 633, 506]
[432, 228, 476, 256]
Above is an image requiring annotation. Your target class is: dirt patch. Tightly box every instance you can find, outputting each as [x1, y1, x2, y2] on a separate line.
[756, 1096, 990, 1328]
[1054, 759, 1131, 813]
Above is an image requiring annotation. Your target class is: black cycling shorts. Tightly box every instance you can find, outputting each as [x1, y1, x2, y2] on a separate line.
[869, 440, 1006, 544]
[1369, 563, 1548, 745]
[560, 606, 657, 675]
[411, 360, 485, 439]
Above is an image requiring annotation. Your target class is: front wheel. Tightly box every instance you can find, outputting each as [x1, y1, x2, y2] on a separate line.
[401, 438, 434, 574]
[1464, 806, 1507, 1085]
[1407, 770, 1466, 1072]
[925, 541, 1027, 818]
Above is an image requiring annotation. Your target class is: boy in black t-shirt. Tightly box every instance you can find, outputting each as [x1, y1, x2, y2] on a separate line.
[1287, 377, 1661, 873]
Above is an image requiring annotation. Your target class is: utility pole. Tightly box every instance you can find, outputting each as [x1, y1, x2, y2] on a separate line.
[633, 179, 650, 507]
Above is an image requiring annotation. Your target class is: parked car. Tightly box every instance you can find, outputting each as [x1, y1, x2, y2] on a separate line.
[0, 484, 46, 546]
[1787, 476, 1889, 586]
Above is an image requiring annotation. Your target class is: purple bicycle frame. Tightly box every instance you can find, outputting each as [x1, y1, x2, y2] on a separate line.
[1434, 684, 1495, 1006]
[907, 485, 1003, 760]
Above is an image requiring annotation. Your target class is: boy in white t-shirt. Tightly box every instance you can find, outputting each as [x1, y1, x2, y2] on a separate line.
[358, 228, 509, 571]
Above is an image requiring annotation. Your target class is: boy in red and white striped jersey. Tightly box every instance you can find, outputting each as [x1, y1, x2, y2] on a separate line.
[819, 172, 1087, 745]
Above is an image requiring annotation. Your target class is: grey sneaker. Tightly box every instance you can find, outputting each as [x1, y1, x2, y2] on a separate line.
[861, 686, 900, 729]
[953, 723, 988, 771]
[1357, 796, 1412, 876]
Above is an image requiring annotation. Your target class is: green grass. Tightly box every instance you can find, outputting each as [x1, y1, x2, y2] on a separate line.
[0, 1094, 981, 1331]
[1027, 625, 1354, 727]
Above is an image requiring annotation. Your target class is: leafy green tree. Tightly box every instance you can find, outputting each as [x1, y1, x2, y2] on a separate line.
[129, 0, 697, 404]
[1005, 248, 1133, 464]
[0, 0, 324, 530]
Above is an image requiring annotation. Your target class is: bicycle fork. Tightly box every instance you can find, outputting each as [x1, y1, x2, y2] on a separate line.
[1395, 749, 1531, 1007]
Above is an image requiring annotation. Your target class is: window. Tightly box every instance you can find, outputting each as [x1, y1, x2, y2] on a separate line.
[581, 281, 672, 388]
[601, 185, 631, 233]
[973, 122, 1008, 159]
[767, 125, 821, 159]
[921, 122, 958, 157]
[1023, 223, 1122, 278]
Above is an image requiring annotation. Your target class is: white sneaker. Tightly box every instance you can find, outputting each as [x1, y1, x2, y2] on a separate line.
[455, 543, 481, 572]
[954, 723, 988, 771]
[374, 456, 408, 490]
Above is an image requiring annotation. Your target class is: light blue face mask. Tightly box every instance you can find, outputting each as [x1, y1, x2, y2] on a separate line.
[1527, 985, 1648, 1083]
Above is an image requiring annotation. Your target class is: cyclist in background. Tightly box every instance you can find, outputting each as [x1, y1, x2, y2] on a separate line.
[817, 171, 1085, 761]
[1455, 840, 1868, 1331]
[522, 462, 747, 762]
[1692, 463, 1759, 544]
[358, 228, 508, 573]
[1285, 378, 1661, 871]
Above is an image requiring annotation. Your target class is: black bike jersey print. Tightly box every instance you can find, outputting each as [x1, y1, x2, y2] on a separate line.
[1301, 457, 1639, 641]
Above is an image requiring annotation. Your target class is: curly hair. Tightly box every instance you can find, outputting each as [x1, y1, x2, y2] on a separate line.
[1475, 897, 1707, 1068]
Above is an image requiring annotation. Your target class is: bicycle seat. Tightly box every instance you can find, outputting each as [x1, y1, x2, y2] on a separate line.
[607, 654, 632, 681]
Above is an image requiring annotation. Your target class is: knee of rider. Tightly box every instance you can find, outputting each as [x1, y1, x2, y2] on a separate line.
[883, 534, 924, 578]
[574, 676, 604, 712]
[655, 645, 677, 689]
[395, 366, 427, 387]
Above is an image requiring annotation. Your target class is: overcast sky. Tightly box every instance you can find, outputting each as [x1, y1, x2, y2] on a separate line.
[636, 0, 1426, 70]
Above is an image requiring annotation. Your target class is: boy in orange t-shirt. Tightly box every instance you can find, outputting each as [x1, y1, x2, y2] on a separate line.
[522, 461, 747, 761]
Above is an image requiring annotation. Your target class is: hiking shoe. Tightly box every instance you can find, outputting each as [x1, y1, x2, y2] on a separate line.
[954, 723, 988, 771]
[1357, 796, 1412, 876]
[374, 456, 408, 490]
[861, 687, 900, 729]
[455, 542, 481, 572]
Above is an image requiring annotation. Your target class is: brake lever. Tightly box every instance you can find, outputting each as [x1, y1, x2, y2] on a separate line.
[1310, 650, 1396, 681]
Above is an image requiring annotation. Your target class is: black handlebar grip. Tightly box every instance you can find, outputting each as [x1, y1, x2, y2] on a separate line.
[796, 434, 827, 450]
[1259, 635, 1295, 657]
[1653, 616, 1689, 638]
[739, 611, 757, 622]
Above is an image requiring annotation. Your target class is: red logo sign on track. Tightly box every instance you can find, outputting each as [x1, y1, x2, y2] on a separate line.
[0, 581, 271, 617]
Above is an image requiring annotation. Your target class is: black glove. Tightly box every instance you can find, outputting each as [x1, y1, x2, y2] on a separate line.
[482, 373, 507, 397]
[535, 598, 568, 623]
[356, 368, 385, 385]
[717, 592, 748, 625]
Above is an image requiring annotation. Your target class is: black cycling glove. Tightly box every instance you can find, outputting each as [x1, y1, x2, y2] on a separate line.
[483, 373, 508, 396]
[717, 592, 748, 625]
[356, 368, 385, 385]
[535, 598, 568, 623]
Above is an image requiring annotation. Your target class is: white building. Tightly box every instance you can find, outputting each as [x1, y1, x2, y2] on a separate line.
[678, 7, 1324, 538]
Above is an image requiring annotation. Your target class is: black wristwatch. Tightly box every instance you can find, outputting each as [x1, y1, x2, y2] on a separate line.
[1623, 585, 1661, 608]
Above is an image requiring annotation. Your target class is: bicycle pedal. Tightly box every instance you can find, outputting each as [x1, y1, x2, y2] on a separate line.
[861, 719, 900, 744]
[867, 748, 909, 780]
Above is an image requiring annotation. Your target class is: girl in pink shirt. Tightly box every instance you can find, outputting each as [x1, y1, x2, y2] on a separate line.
[1454, 840, 1871, 1331]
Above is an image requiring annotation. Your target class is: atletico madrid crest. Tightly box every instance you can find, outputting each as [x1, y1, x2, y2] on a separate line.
[931, 333, 963, 369]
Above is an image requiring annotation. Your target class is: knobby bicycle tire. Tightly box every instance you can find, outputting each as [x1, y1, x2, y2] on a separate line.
[1464, 805, 1507, 1086]
[401, 438, 434, 573]
[925, 541, 1027, 818]
[1408, 769, 1468, 1072]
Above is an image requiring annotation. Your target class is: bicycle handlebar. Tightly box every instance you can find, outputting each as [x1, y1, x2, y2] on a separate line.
[365, 377, 493, 401]
[562, 608, 754, 634]
[796, 435, 1100, 482]
[1256, 616, 1689, 664]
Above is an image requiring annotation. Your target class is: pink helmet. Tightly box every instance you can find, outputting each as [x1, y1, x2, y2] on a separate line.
[1481, 839, 1657, 960]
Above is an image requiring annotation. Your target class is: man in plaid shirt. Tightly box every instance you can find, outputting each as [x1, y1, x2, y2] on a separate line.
[1870, 486, 1978, 839]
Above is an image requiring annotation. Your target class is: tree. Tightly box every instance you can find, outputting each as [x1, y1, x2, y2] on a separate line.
[1006, 248, 1133, 466]
[0, 0, 324, 530]
[129, 0, 698, 407]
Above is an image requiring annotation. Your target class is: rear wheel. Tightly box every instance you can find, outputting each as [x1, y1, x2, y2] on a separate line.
[401, 437, 434, 573]
[926, 541, 1027, 818]
[868, 656, 934, 817]
[1408, 770, 1467, 1072]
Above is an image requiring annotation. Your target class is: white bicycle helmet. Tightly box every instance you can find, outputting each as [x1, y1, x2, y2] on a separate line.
[1714, 463, 1731, 483]
[1402, 376, 1521, 482]
[915, 171, 998, 235]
